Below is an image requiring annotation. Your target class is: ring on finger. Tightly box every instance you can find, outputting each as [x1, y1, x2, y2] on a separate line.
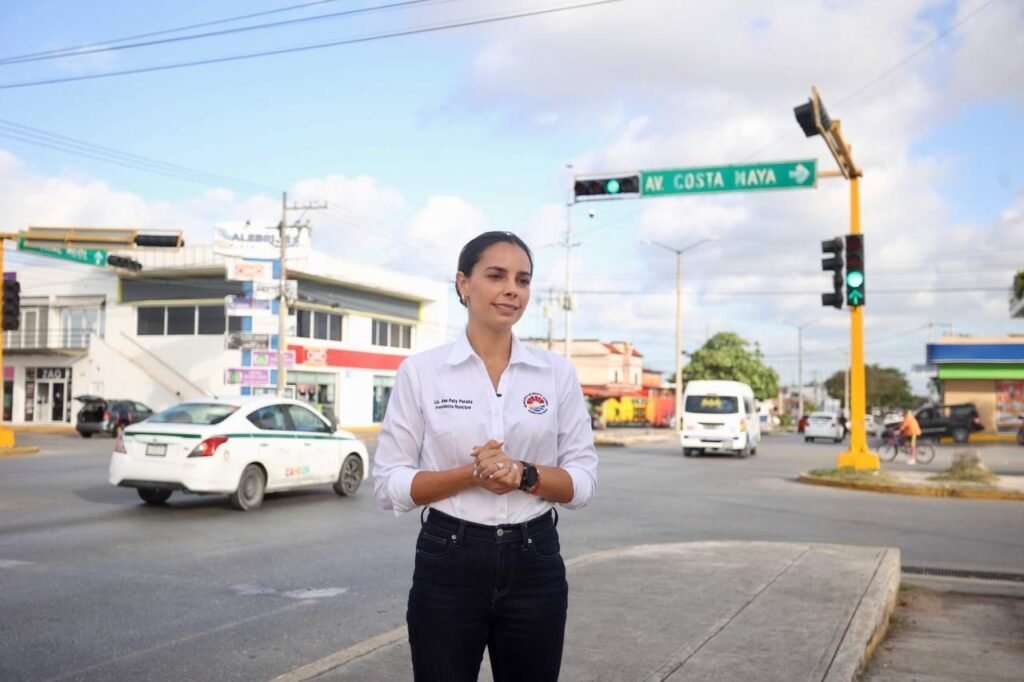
[497, 461, 505, 469]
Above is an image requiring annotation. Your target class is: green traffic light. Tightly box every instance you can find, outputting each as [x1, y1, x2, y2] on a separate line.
[846, 270, 864, 287]
[605, 179, 621, 194]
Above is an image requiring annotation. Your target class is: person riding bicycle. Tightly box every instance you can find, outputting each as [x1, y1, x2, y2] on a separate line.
[896, 408, 922, 464]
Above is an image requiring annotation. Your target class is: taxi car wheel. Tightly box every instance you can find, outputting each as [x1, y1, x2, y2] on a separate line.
[333, 454, 363, 497]
[137, 488, 172, 505]
[230, 464, 266, 511]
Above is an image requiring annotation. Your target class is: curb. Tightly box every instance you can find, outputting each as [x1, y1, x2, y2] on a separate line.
[824, 547, 901, 681]
[799, 472, 1024, 501]
[0, 446, 42, 457]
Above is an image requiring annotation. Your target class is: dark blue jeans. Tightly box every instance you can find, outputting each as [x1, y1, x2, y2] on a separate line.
[407, 507, 568, 681]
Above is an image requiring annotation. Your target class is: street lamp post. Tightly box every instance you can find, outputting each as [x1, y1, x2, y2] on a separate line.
[644, 238, 715, 431]
[784, 320, 816, 424]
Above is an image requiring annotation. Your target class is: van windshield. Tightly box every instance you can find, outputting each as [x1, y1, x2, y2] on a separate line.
[685, 395, 739, 414]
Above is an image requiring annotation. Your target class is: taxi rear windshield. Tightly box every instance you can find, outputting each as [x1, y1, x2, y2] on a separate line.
[685, 395, 739, 414]
[149, 403, 238, 425]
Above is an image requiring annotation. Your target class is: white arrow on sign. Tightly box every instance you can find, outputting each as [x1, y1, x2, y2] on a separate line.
[93, 252, 104, 265]
[788, 164, 811, 184]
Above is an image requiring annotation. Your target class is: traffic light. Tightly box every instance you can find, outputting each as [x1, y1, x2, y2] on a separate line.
[821, 237, 844, 309]
[107, 255, 143, 272]
[845, 233, 865, 307]
[134, 234, 183, 248]
[573, 174, 640, 200]
[2, 280, 20, 331]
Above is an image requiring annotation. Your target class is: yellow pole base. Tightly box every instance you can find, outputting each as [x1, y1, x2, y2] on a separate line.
[0, 427, 15, 448]
[837, 449, 879, 471]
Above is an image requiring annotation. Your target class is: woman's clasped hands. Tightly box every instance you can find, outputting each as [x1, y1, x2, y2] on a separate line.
[471, 439, 522, 494]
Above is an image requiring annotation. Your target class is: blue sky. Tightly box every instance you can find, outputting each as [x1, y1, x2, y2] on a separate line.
[0, 0, 1021, 394]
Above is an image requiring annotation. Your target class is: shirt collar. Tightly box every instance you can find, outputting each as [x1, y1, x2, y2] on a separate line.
[445, 328, 550, 369]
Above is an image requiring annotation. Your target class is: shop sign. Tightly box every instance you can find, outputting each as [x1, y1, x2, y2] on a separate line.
[225, 332, 270, 350]
[250, 350, 296, 369]
[225, 296, 272, 314]
[214, 222, 310, 261]
[226, 259, 274, 282]
[249, 280, 297, 301]
[303, 348, 328, 366]
[225, 368, 271, 386]
[34, 367, 69, 380]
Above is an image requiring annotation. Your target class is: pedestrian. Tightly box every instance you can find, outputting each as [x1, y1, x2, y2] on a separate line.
[838, 412, 848, 439]
[373, 230, 599, 681]
[898, 408, 922, 464]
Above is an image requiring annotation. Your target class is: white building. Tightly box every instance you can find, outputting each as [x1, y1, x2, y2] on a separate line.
[2, 245, 448, 428]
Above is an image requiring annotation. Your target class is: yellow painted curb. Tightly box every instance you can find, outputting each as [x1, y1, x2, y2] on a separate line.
[342, 425, 381, 434]
[799, 473, 1024, 501]
[939, 433, 1018, 444]
[594, 439, 626, 447]
[0, 446, 42, 457]
[10, 425, 77, 434]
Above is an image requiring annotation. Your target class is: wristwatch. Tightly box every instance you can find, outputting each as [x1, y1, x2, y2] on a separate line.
[518, 462, 540, 493]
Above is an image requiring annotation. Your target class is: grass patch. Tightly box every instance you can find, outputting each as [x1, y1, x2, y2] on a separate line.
[928, 464, 998, 485]
[808, 467, 901, 485]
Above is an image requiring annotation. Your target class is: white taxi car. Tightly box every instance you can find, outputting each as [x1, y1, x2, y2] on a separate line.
[804, 411, 845, 443]
[108, 396, 369, 511]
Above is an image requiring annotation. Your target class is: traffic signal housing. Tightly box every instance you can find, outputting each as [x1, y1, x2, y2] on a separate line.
[821, 237, 844, 309]
[107, 255, 143, 272]
[134, 233, 183, 248]
[845, 233, 865, 307]
[2, 280, 20, 331]
[573, 174, 640, 200]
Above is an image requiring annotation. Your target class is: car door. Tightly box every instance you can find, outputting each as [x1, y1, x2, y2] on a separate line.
[245, 404, 297, 489]
[916, 408, 938, 439]
[284, 403, 335, 483]
[132, 402, 154, 424]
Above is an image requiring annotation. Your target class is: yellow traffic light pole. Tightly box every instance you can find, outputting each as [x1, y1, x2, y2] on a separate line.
[798, 87, 878, 470]
[0, 233, 16, 447]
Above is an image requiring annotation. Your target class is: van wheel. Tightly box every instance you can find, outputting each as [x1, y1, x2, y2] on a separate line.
[682, 448, 692, 457]
[230, 464, 266, 511]
[80, 432, 92, 438]
[834, 436, 842, 444]
[951, 427, 969, 443]
[804, 437, 812, 443]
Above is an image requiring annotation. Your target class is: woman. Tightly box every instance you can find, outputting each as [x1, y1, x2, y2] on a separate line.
[373, 231, 598, 681]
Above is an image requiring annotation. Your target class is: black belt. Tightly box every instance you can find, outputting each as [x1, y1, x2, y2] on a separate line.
[422, 507, 557, 545]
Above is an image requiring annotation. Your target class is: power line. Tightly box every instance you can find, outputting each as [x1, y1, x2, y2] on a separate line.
[0, 118, 280, 194]
[555, 286, 1007, 296]
[0, 0, 447, 67]
[0, 0, 627, 90]
[0, 0, 345, 64]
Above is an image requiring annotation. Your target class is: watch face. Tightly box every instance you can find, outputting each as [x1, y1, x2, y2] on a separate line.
[520, 464, 538, 491]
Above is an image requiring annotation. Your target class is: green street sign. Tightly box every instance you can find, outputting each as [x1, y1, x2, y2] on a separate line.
[18, 238, 108, 267]
[641, 160, 817, 197]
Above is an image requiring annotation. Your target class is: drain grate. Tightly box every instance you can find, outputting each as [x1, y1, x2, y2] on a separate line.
[903, 565, 1024, 583]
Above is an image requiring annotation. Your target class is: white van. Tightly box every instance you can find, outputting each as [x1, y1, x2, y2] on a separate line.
[679, 380, 761, 457]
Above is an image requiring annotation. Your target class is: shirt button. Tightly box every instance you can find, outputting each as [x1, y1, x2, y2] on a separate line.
[496, 528, 504, 537]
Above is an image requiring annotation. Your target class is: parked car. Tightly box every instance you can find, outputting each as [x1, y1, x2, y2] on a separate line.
[75, 396, 153, 438]
[1017, 417, 1024, 446]
[882, 403, 984, 443]
[804, 411, 845, 443]
[108, 396, 369, 510]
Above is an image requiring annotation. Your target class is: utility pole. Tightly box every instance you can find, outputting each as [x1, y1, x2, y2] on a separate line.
[785, 320, 815, 424]
[644, 238, 715, 431]
[545, 288, 554, 350]
[562, 164, 579, 361]
[277, 191, 326, 397]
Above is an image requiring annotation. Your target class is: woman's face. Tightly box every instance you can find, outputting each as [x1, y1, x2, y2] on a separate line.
[457, 241, 532, 330]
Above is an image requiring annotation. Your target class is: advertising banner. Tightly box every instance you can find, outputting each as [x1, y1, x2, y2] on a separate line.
[224, 368, 272, 386]
[226, 259, 274, 282]
[250, 279, 298, 301]
[250, 314, 296, 335]
[225, 296, 272, 314]
[225, 332, 270, 350]
[214, 222, 310, 260]
[251, 349, 296, 369]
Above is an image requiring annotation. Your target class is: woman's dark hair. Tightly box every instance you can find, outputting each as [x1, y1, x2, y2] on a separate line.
[456, 231, 534, 307]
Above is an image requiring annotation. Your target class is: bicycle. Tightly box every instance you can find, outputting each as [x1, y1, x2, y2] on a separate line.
[880, 432, 935, 464]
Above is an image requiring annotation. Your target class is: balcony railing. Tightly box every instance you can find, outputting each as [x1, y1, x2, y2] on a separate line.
[3, 329, 98, 351]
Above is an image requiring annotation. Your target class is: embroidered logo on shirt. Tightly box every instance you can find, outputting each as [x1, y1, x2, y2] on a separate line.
[523, 393, 549, 415]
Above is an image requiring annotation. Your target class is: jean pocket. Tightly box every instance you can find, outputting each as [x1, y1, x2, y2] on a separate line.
[526, 527, 561, 560]
[415, 529, 454, 559]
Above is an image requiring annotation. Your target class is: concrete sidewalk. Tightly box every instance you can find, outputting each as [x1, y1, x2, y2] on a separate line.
[280, 542, 899, 681]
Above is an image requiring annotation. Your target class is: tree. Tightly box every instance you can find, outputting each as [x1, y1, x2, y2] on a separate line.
[681, 332, 779, 399]
[824, 364, 913, 409]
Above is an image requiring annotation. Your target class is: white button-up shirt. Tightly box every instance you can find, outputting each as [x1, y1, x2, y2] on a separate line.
[373, 330, 598, 525]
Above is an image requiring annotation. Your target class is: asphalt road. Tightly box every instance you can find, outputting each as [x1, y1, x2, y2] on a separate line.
[1, 431, 1021, 681]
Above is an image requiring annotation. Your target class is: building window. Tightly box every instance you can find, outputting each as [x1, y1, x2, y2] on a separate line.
[197, 306, 225, 334]
[228, 315, 244, 332]
[372, 319, 412, 349]
[138, 307, 165, 335]
[167, 307, 196, 335]
[373, 376, 395, 422]
[295, 308, 343, 341]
